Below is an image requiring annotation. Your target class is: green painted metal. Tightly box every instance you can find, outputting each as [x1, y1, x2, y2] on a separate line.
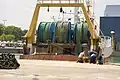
[43, 22, 51, 42]
[54, 22, 62, 43]
[39, 22, 46, 42]
[74, 23, 83, 56]
[75, 23, 82, 44]
[37, 22, 89, 56]
[61, 22, 68, 43]
[81, 23, 88, 43]
[71, 24, 75, 42]
[75, 43, 82, 56]
[37, 23, 41, 43]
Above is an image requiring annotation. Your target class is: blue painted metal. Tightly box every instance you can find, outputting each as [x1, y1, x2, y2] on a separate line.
[67, 22, 72, 42]
[49, 22, 56, 42]
[100, 17, 120, 41]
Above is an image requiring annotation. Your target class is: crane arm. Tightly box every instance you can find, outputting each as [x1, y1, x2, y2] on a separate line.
[24, 4, 40, 44]
[81, 3, 98, 39]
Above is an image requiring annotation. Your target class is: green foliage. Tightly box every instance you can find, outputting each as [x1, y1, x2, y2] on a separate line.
[22, 29, 28, 36]
[0, 34, 15, 41]
[0, 34, 6, 41]
[6, 34, 15, 41]
[0, 24, 5, 35]
[5, 26, 24, 40]
[0, 24, 27, 41]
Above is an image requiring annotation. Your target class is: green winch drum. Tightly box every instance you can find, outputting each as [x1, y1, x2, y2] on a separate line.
[74, 22, 89, 56]
[70, 24, 75, 42]
[48, 22, 56, 43]
[43, 22, 51, 43]
[38, 22, 46, 42]
[67, 22, 72, 43]
[37, 21, 89, 55]
[37, 23, 41, 43]
[75, 23, 82, 44]
[61, 22, 69, 43]
[36, 21, 90, 56]
[54, 22, 62, 43]
[75, 43, 82, 56]
[81, 23, 88, 43]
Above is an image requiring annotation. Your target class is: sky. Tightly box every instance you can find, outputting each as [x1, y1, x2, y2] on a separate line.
[0, 0, 120, 30]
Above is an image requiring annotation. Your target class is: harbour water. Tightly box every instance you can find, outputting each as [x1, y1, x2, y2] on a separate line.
[110, 57, 120, 63]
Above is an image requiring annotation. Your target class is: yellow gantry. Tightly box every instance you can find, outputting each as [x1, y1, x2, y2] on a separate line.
[24, 4, 40, 44]
[25, 3, 98, 44]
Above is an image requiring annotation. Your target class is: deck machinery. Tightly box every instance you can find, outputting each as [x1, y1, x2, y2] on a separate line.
[24, 0, 100, 57]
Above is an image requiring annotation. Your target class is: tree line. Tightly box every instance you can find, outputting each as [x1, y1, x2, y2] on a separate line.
[0, 24, 28, 41]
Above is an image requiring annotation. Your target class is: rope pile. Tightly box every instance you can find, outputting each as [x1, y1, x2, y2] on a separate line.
[0, 53, 20, 69]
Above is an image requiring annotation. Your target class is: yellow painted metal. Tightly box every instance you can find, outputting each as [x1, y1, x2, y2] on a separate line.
[37, 3, 83, 7]
[90, 39, 95, 51]
[81, 4, 97, 39]
[90, 39, 93, 50]
[25, 3, 98, 44]
[24, 4, 40, 44]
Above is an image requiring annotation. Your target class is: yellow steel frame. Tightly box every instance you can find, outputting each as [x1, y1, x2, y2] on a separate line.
[25, 3, 98, 44]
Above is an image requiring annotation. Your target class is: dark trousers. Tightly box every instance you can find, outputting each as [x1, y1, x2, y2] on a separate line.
[98, 60, 103, 65]
[90, 57, 96, 64]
